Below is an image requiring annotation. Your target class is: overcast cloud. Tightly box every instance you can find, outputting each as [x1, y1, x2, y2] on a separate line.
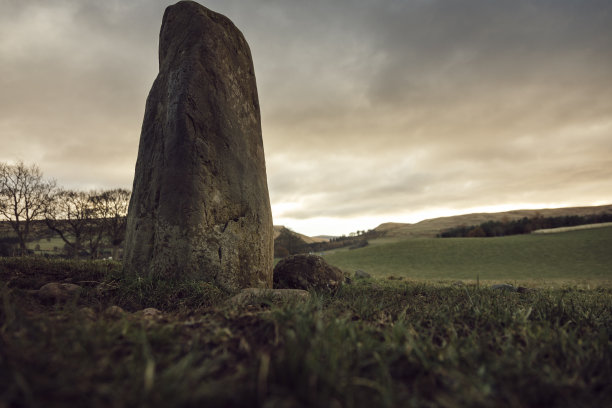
[1, 0, 611, 235]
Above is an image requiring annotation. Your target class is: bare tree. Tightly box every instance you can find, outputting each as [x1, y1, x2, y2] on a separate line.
[0, 161, 56, 255]
[45, 188, 131, 259]
[45, 189, 105, 258]
[90, 189, 130, 259]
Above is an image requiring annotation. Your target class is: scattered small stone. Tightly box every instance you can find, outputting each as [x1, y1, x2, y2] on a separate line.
[103, 305, 126, 318]
[354, 270, 371, 279]
[490, 284, 517, 292]
[79, 307, 97, 320]
[228, 288, 310, 307]
[141, 308, 163, 320]
[37, 282, 82, 302]
[273, 254, 345, 292]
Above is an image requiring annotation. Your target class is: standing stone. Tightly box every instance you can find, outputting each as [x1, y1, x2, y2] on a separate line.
[123, 1, 273, 291]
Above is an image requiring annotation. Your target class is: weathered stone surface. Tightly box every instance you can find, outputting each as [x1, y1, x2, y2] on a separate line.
[123, 1, 273, 291]
[227, 288, 310, 306]
[273, 254, 345, 292]
[37, 282, 82, 302]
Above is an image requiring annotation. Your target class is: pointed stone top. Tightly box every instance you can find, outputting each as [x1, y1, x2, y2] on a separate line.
[159, 1, 249, 70]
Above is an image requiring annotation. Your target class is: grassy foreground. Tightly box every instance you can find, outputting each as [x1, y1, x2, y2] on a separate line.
[1, 257, 611, 407]
[323, 226, 612, 283]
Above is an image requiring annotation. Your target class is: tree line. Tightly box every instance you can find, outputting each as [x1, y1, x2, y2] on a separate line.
[438, 213, 612, 238]
[0, 161, 130, 258]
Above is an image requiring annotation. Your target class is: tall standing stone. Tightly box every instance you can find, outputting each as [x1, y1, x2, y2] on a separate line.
[123, 1, 273, 291]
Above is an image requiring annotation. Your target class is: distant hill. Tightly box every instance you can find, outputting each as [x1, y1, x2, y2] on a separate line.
[273, 225, 327, 244]
[374, 204, 612, 238]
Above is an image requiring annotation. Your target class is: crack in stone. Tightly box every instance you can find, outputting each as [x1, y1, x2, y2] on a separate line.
[221, 216, 242, 233]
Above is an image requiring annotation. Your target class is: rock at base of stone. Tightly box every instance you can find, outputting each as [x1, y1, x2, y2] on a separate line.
[273, 254, 345, 292]
[227, 288, 310, 306]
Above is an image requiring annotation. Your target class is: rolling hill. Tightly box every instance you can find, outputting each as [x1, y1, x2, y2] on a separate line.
[273, 225, 327, 244]
[374, 204, 612, 238]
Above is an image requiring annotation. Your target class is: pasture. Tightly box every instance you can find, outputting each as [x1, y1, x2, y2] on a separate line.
[1, 224, 611, 407]
[323, 226, 612, 285]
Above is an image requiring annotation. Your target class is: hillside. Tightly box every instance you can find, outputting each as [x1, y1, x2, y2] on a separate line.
[374, 204, 612, 238]
[273, 225, 327, 244]
[324, 226, 612, 282]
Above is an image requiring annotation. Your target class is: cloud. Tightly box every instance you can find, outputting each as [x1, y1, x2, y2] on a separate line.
[1, 0, 611, 234]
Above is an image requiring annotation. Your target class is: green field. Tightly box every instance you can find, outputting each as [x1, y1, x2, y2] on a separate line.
[323, 227, 612, 284]
[27, 236, 65, 252]
[1, 257, 611, 407]
[1, 227, 612, 406]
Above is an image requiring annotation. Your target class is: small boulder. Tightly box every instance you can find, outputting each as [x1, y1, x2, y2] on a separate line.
[228, 288, 310, 306]
[273, 254, 345, 292]
[141, 308, 163, 320]
[354, 270, 371, 279]
[490, 283, 517, 292]
[37, 282, 82, 302]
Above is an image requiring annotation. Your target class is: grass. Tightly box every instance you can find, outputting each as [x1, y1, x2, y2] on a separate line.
[26, 236, 65, 252]
[0, 257, 227, 312]
[533, 222, 612, 234]
[1, 256, 611, 407]
[322, 227, 612, 284]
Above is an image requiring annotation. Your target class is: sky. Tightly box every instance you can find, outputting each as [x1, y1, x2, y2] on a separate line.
[1, 0, 611, 236]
